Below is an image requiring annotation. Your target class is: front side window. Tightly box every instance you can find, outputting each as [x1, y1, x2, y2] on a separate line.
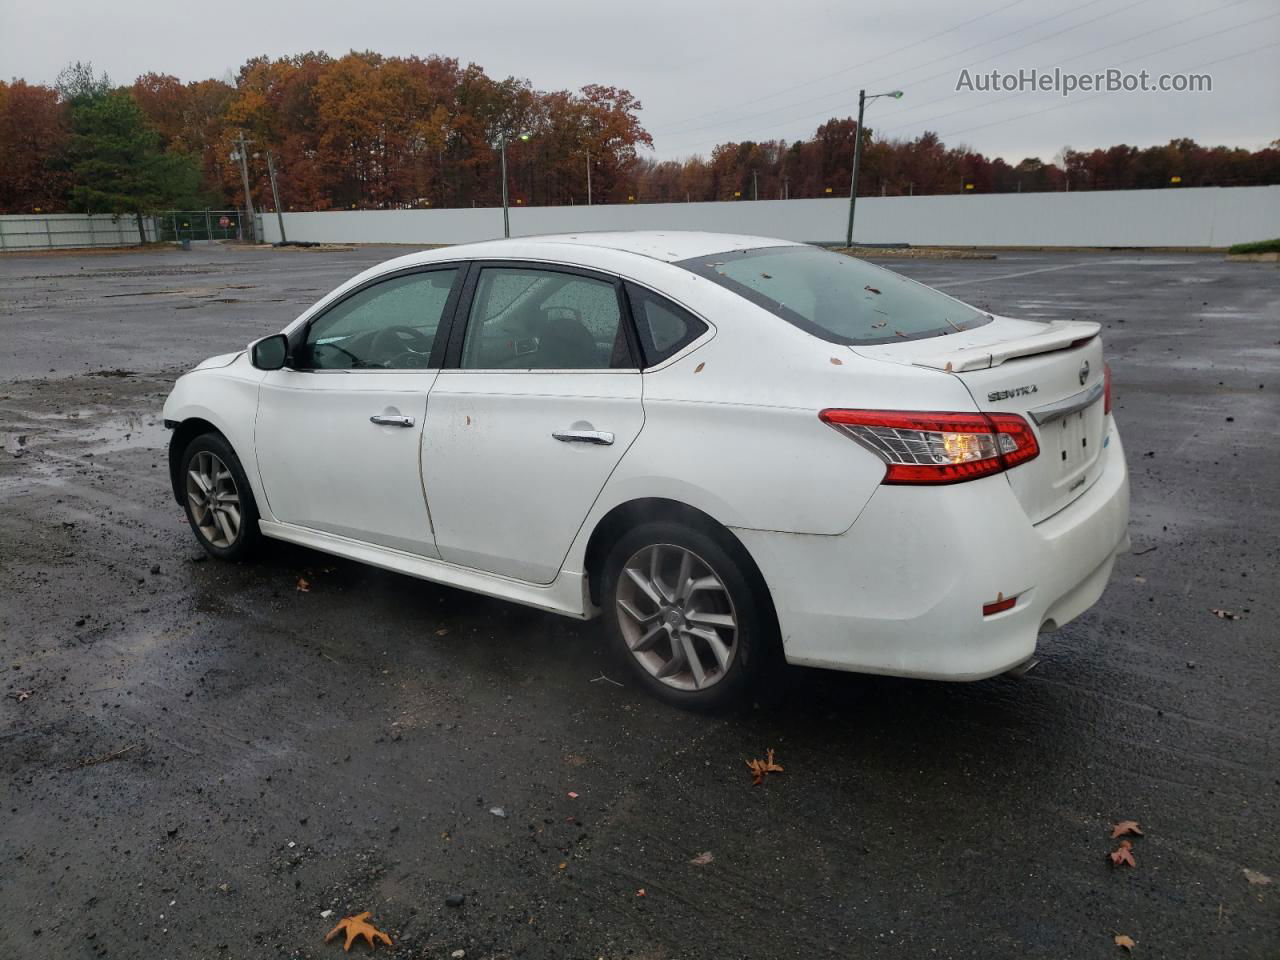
[677, 246, 990, 345]
[460, 267, 633, 370]
[300, 269, 458, 369]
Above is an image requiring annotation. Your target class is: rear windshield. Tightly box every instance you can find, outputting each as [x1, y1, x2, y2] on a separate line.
[677, 245, 990, 345]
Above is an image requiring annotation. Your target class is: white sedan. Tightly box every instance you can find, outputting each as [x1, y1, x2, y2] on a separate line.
[164, 232, 1129, 709]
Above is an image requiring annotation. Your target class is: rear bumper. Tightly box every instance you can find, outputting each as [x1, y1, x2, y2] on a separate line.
[735, 427, 1130, 679]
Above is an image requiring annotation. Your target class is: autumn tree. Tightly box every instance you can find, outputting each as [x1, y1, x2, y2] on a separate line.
[0, 81, 71, 213]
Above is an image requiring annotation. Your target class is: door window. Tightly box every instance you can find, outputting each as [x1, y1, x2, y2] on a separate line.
[299, 269, 458, 369]
[625, 284, 709, 366]
[459, 267, 634, 370]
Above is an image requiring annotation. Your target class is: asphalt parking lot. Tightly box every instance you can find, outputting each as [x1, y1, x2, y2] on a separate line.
[1, 243, 1276, 959]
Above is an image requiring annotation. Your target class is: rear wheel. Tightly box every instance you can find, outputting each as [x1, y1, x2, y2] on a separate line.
[602, 521, 776, 710]
[181, 433, 261, 561]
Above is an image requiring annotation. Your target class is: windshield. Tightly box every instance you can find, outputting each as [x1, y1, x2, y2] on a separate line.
[677, 245, 990, 345]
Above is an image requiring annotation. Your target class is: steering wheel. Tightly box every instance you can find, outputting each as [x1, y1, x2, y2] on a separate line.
[370, 325, 434, 367]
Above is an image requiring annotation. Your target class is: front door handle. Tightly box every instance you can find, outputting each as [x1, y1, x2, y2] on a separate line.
[370, 414, 415, 427]
[552, 429, 614, 445]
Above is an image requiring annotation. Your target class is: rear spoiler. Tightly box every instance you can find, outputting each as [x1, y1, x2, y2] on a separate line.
[911, 320, 1100, 372]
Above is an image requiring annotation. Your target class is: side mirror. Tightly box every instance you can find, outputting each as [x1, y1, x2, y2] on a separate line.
[250, 333, 289, 370]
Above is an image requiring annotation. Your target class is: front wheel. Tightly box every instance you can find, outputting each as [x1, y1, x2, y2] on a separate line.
[180, 432, 261, 561]
[601, 521, 777, 711]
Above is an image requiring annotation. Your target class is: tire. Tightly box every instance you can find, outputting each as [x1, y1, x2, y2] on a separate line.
[180, 432, 261, 561]
[601, 520, 778, 711]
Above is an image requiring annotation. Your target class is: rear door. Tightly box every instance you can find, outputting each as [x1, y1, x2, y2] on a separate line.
[854, 316, 1110, 524]
[421, 262, 645, 583]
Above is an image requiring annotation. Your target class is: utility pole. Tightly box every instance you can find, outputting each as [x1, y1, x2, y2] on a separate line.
[230, 131, 257, 244]
[752, 170, 758, 201]
[266, 151, 287, 244]
[586, 149, 592, 206]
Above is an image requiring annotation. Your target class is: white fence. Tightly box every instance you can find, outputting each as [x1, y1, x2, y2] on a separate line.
[0, 213, 159, 251]
[4, 186, 1275, 251]
[261, 185, 1280, 249]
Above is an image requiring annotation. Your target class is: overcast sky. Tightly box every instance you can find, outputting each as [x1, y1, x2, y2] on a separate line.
[2, 0, 1276, 163]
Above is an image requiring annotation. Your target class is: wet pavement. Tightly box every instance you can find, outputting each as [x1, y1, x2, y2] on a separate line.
[1, 244, 1277, 959]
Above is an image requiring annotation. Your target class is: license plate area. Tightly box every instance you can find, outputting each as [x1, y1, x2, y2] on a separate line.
[1047, 400, 1103, 496]
[1054, 410, 1089, 469]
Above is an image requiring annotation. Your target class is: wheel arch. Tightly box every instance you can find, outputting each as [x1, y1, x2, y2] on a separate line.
[582, 497, 776, 618]
[166, 417, 226, 505]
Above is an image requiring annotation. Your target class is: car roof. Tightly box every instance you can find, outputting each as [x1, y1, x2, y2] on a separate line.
[393, 231, 802, 268]
[511, 231, 802, 262]
[319, 232, 806, 317]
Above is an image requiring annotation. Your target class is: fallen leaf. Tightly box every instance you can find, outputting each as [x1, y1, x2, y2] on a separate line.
[1114, 933, 1136, 951]
[1243, 868, 1273, 886]
[830, 357, 843, 365]
[13, 689, 33, 702]
[325, 911, 392, 951]
[746, 748, 784, 786]
[1210, 608, 1240, 620]
[558, 862, 567, 870]
[636, 888, 646, 897]
[689, 851, 714, 866]
[1111, 820, 1144, 839]
[296, 577, 310, 593]
[564, 754, 588, 766]
[693, 362, 705, 373]
[1109, 839, 1136, 868]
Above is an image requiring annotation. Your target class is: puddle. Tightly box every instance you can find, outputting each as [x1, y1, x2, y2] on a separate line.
[79, 413, 169, 452]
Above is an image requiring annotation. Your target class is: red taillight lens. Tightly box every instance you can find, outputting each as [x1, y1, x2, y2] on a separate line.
[1103, 361, 1113, 415]
[819, 409, 1040, 485]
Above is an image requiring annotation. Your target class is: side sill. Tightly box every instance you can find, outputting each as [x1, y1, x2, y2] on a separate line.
[258, 520, 591, 620]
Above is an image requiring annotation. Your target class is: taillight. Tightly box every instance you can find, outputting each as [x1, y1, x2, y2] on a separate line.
[1103, 361, 1113, 415]
[819, 409, 1039, 485]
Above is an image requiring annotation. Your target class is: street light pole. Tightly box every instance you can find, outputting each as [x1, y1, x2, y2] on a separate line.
[844, 89, 902, 248]
[499, 130, 530, 238]
[500, 132, 511, 238]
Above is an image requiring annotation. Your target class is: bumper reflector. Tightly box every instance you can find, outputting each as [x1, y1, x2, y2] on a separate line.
[983, 595, 1017, 616]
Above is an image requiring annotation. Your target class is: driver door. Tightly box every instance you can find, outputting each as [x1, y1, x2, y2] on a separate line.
[255, 266, 462, 558]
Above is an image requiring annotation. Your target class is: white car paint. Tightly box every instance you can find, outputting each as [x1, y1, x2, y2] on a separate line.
[163, 231, 1130, 681]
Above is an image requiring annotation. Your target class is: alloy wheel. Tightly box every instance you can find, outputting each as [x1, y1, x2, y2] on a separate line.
[615, 543, 739, 691]
[186, 450, 242, 549]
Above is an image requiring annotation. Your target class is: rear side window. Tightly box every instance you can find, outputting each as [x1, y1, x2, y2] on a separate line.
[677, 245, 990, 345]
[626, 284, 708, 367]
[460, 267, 634, 370]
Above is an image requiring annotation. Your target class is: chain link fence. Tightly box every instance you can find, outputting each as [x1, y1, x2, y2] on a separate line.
[155, 210, 257, 243]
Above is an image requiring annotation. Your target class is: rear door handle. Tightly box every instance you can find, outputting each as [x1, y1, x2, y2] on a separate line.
[370, 414, 415, 427]
[552, 429, 614, 445]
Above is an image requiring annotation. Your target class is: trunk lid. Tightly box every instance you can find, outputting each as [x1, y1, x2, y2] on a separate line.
[852, 316, 1109, 524]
